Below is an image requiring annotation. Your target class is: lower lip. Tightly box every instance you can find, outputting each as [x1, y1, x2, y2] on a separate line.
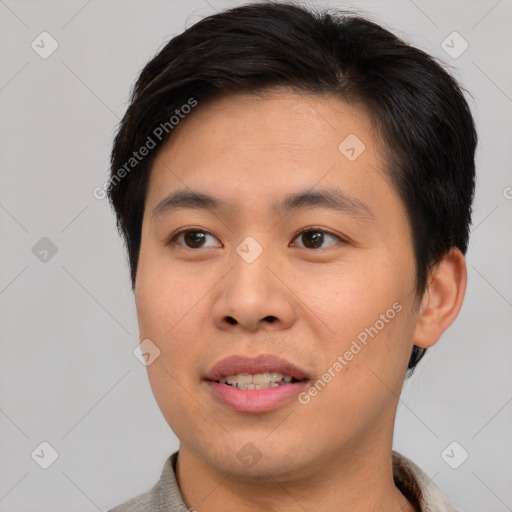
[206, 380, 309, 413]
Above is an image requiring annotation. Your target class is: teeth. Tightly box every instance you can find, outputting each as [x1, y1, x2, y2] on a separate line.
[219, 372, 294, 389]
[227, 373, 252, 385]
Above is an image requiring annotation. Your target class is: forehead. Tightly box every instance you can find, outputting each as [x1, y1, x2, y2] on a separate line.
[168, 89, 378, 152]
[150, 90, 385, 182]
[145, 90, 404, 228]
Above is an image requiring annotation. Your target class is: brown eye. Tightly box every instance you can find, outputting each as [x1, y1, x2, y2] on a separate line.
[292, 229, 341, 249]
[169, 229, 221, 249]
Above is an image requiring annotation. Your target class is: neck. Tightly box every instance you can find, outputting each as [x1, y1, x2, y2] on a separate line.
[175, 441, 417, 512]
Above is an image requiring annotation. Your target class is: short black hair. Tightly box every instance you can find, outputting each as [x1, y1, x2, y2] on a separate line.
[108, 1, 477, 373]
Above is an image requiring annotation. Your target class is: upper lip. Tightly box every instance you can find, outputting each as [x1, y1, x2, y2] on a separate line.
[204, 354, 310, 382]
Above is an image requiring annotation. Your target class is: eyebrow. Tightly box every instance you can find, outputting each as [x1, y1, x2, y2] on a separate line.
[152, 187, 375, 222]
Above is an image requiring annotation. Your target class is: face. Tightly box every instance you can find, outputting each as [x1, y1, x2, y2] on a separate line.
[135, 90, 421, 481]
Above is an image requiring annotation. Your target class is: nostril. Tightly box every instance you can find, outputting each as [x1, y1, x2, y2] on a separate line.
[265, 316, 277, 323]
[226, 317, 237, 325]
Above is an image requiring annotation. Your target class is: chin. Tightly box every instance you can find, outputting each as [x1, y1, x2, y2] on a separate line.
[199, 434, 308, 479]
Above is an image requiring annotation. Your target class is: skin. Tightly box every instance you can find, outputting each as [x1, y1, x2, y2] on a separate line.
[135, 89, 467, 512]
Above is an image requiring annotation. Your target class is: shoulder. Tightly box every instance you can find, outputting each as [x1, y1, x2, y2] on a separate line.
[106, 490, 152, 512]
[106, 452, 187, 512]
[392, 451, 462, 512]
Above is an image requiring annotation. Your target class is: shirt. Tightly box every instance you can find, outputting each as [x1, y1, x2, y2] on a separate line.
[107, 451, 460, 512]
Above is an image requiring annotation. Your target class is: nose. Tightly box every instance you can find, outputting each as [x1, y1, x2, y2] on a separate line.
[211, 244, 297, 332]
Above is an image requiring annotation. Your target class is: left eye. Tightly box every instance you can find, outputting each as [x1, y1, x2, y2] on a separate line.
[291, 229, 342, 249]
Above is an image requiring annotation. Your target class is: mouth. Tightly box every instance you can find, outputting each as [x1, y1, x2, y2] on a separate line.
[217, 372, 304, 390]
[204, 354, 311, 413]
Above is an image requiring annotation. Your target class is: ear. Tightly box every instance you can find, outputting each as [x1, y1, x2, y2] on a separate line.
[412, 247, 467, 349]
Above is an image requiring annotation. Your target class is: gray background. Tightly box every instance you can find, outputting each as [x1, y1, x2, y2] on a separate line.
[0, 0, 511, 510]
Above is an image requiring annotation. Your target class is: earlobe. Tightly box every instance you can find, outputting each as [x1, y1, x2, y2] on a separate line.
[412, 248, 467, 349]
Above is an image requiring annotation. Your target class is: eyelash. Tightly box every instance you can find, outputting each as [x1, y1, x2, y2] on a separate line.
[166, 226, 346, 250]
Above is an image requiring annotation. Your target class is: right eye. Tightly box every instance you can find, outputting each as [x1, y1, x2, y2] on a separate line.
[167, 228, 222, 249]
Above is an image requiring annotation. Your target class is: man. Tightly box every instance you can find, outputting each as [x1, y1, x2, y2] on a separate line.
[106, 2, 476, 511]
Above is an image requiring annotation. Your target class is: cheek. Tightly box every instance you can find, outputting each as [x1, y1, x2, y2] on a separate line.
[136, 270, 201, 425]
[135, 259, 208, 378]
[135, 257, 199, 339]
[134, 276, 167, 339]
[308, 259, 406, 334]
[306, 261, 415, 391]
